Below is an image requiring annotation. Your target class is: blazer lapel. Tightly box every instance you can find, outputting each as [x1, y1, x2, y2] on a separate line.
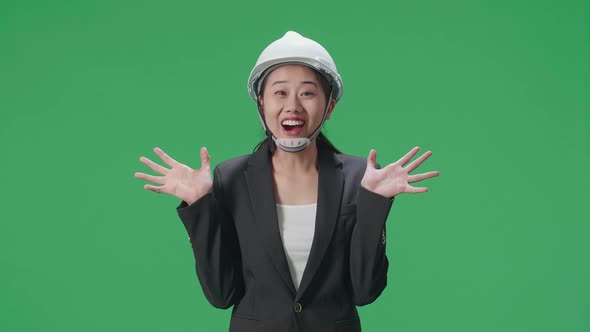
[244, 143, 297, 296]
[295, 145, 343, 301]
[243, 141, 344, 300]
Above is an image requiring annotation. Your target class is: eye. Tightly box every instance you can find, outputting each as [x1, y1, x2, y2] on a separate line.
[301, 91, 314, 97]
[274, 90, 286, 96]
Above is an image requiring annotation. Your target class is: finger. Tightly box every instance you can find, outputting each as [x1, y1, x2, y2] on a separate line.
[144, 184, 166, 194]
[366, 149, 377, 169]
[139, 156, 169, 175]
[396, 147, 420, 167]
[405, 151, 432, 173]
[405, 185, 429, 193]
[200, 147, 211, 171]
[134, 172, 165, 185]
[408, 171, 440, 183]
[153, 147, 179, 168]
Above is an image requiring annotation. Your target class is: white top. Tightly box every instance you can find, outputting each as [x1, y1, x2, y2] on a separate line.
[276, 203, 317, 290]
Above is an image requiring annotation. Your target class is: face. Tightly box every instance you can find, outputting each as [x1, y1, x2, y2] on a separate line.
[258, 64, 335, 140]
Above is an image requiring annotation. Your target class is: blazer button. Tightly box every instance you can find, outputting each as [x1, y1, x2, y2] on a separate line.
[381, 229, 386, 244]
[294, 302, 303, 313]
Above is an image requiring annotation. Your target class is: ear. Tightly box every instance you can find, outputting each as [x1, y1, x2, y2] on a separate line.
[326, 99, 336, 120]
[257, 95, 264, 107]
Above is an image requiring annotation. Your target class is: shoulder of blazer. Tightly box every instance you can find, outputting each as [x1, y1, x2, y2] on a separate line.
[333, 153, 386, 197]
[212, 154, 250, 190]
[340, 152, 384, 169]
[211, 146, 380, 191]
[333, 153, 363, 194]
[338, 153, 368, 170]
[335, 152, 383, 177]
[215, 154, 250, 176]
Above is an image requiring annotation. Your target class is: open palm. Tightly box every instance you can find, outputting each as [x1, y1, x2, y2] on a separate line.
[134, 147, 213, 205]
[361, 147, 440, 199]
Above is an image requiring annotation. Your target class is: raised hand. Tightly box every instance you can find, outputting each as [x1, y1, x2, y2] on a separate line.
[360, 147, 440, 199]
[134, 147, 213, 205]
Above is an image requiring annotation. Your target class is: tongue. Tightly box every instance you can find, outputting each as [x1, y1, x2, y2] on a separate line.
[284, 124, 301, 132]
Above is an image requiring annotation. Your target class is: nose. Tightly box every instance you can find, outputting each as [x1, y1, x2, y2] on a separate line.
[284, 93, 302, 113]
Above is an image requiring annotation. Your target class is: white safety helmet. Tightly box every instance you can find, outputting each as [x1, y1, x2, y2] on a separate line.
[247, 31, 344, 102]
[247, 31, 344, 153]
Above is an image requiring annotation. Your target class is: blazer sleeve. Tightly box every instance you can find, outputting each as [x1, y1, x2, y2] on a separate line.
[349, 165, 395, 306]
[176, 166, 244, 309]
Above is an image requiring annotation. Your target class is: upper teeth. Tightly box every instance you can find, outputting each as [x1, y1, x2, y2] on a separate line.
[282, 120, 304, 126]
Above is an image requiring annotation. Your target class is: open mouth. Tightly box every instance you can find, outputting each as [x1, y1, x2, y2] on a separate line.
[281, 119, 305, 136]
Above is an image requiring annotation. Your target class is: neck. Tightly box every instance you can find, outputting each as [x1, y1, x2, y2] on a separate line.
[271, 139, 319, 174]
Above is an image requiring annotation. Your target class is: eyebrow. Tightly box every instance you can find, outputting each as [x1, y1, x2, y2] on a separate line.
[271, 80, 318, 87]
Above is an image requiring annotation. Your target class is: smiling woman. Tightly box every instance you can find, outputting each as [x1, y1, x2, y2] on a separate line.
[247, 31, 344, 154]
[134, 31, 440, 332]
[253, 64, 341, 154]
[256, 64, 337, 151]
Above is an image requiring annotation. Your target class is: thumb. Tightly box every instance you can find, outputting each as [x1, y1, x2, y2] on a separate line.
[366, 149, 377, 169]
[200, 147, 211, 171]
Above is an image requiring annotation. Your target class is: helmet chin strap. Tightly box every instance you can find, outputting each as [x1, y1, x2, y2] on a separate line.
[256, 89, 334, 153]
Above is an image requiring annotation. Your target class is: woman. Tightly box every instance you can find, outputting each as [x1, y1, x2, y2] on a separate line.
[134, 31, 439, 332]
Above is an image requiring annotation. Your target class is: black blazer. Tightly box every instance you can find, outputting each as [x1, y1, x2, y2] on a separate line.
[176, 141, 394, 332]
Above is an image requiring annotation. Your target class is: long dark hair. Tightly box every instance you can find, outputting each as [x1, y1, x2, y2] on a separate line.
[252, 66, 341, 155]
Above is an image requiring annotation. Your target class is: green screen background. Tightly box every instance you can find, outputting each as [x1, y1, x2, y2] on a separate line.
[1, 0, 588, 331]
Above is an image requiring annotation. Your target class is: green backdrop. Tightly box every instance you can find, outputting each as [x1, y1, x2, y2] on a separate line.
[1, 0, 588, 331]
